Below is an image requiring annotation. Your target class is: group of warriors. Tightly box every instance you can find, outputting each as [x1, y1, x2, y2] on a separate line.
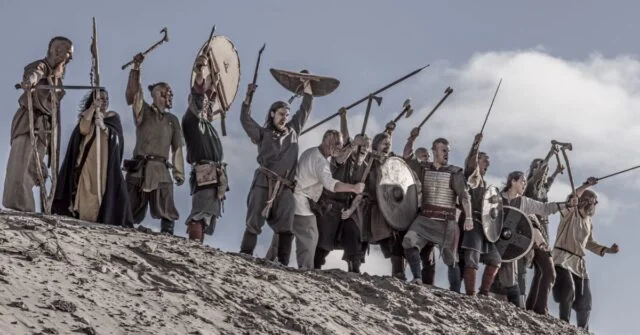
[3, 26, 630, 331]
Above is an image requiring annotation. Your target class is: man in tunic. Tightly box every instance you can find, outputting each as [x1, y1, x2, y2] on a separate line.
[124, 53, 185, 234]
[520, 156, 565, 313]
[458, 133, 501, 296]
[313, 109, 371, 272]
[239, 80, 313, 266]
[291, 129, 365, 269]
[52, 89, 133, 226]
[402, 135, 473, 285]
[552, 178, 619, 330]
[181, 83, 228, 242]
[402, 128, 438, 285]
[356, 131, 411, 279]
[491, 171, 575, 307]
[4, 36, 73, 212]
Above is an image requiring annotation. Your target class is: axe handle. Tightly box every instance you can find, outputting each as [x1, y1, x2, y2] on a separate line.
[560, 148, 576, 196]
[301, 65, 429, 135]
[418, 88, 453, 129]
[554, 151, 564, 174]
[121, 36, 168, 70]
[392, 108, 409, 123]
[596, 164, 640, 181]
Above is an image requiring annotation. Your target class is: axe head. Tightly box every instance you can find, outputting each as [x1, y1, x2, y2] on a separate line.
[402, 98, 413, 117]
[160, 27, 169, 42]
[551, 139, 573, 151]
[372, 95, 383, 106]
[445, 86, 453, 94]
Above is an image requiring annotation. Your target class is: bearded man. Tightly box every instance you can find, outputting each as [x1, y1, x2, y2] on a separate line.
[124, 53, 185, 235]
[239, 79, 313, 266]
[552, 178, 619, 330]
[291, 129, 365, 269]
[313, 108, 371, 272]
[4, 36, 73, 212]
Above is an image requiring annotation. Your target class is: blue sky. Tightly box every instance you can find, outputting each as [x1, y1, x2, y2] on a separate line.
[1, 1, 639, 334]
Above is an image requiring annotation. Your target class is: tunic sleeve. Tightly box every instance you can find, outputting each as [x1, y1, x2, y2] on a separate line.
[315, 155, 339, 192]
[288, 93, 313, 134]
[586, 222, 607, 256]
[520, 196, 563, 216]
[240, 101, 263, 144]
[23, 61, 47, 86]
[451, 170, 470, 202]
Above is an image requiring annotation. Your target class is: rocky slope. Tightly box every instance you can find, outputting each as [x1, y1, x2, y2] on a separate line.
[0, 210, 589, 335]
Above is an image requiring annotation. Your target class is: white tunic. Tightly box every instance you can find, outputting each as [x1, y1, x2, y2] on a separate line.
[293, 147, 339, 216]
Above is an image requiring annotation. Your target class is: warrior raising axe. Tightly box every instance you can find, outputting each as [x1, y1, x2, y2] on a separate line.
[123, 26, 185, 235]
[51, 18, 134, 226]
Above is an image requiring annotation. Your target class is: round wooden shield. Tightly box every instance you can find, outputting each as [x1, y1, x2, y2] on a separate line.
[269, 68, 340, 97]
[190, 35, 240, 120]
[495, 205, 534, 262]
[376, 157, 420, 231]
[482, 185, 503, 243]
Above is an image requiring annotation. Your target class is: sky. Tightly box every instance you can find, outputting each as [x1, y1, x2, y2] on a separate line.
[1, 1, 639, 334]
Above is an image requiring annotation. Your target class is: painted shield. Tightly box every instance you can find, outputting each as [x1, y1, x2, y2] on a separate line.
[482, 185, 503, 243]
[376, 157, 420, 231]
[190, 35, 240, 120]
[270, 68, 340, 97]
[495, 205, 534, 262]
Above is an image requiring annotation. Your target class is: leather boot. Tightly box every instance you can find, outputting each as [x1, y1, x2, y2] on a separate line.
[479, 265, 500, 296]
[160, 219, 175, 235]
[391, 255, 406, 280]
[463, 267, 477, 296]
[277, 232, 294, 266]
[404, 248, 422, 283]
[314, 248, 330, 269]
[347, 258, 362, 273]
[187, 220, 205, 243]
[576, 309, 590, 330]
[239, 231, 258, 255]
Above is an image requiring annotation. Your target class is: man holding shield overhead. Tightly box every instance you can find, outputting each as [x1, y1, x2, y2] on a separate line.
[238, 77, 314, 266]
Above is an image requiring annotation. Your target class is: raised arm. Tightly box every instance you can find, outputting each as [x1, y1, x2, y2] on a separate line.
[464, 133, 483, 178]
[125, 54, 146, 126]
[240, 83, 264, 144]
[339, 107, 350, 141]
[21, 61, 48, 89]
[520, 196, 571, 217]
[289, 81, 314, 134]
[403, 127, 420, 160]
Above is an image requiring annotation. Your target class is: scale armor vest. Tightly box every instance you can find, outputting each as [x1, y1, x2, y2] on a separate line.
[423, 170, 456, 209]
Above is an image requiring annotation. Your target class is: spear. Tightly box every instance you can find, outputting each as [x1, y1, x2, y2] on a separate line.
[301, 64, 429, 135]
[595, 164, 640, 181]
[480, 78, 502, 133]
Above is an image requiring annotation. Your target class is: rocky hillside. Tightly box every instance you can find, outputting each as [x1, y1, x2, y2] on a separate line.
[0, 210, 589, 335]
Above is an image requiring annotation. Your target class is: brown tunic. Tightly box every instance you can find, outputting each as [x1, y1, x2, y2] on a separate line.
[3, 58, 63, 212]
[72, 115, 109, 222]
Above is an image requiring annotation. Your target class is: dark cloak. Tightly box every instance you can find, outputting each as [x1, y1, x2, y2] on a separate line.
[52, 113, 134, 227]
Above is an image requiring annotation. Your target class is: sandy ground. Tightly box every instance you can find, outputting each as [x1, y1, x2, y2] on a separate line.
[0, 210, 590, 335]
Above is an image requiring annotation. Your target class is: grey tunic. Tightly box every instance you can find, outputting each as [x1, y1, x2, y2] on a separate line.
[3, 59, 62, 212]
[241, 94, 313, 234]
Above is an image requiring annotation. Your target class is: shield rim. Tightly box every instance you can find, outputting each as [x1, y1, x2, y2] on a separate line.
[376, 156, 420, 231]
[498, 205, 534, 263]
[190, 35, 241, 121]
[482, 185, 503, 243]
[269, 68, 340, 97]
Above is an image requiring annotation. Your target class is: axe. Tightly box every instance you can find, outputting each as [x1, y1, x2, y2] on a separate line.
[391, 98, 413, 123]
[121, 27, 169, 70]
[416, 86, 453, 131]
[557, 144, 577, 196]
